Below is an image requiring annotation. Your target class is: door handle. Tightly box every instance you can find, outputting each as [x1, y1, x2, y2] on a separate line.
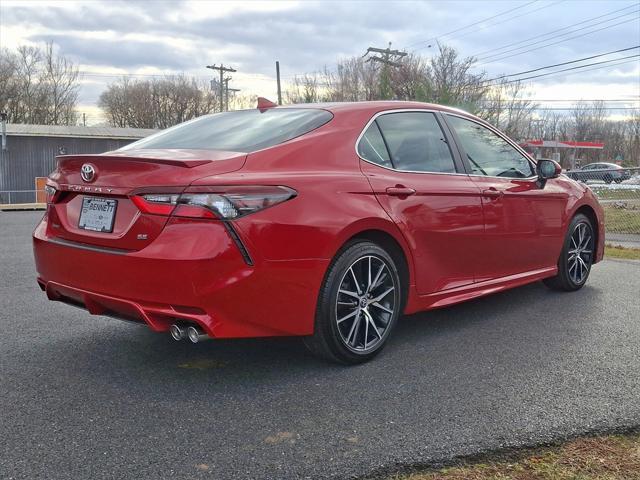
[386, 186, 416, 197]
[482, 187, 503, 199]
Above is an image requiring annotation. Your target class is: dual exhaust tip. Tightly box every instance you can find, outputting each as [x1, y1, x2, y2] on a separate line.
[170, 323, 209, 343]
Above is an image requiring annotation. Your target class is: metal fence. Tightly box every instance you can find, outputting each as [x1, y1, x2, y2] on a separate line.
[573, 167, 640, 245]
[0, 189, 41, 205]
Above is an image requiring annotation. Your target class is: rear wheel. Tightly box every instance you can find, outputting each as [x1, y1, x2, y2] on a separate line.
[543, 213, 595, 291]
[603, 174, 613, 184]
[305, 241, 402, 364]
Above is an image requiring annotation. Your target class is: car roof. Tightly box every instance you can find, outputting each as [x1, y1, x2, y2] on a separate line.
[278, 100, 473, 117]
[585, 162, 619, 168]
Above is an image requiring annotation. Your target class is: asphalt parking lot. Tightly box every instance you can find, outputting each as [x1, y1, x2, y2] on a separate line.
[1, 211, 639, 480]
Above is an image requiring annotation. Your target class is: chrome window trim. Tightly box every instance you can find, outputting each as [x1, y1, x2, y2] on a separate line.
[355, 108, 541, 181]
[443, 111, 539, 181]
[355, 108, 468, 177]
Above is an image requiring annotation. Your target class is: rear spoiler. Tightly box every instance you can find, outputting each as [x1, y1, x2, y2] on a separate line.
[56, 149, 246, 169]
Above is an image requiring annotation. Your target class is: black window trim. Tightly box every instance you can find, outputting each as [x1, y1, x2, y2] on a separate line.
[440, 112, 538, 180]
[355, 109, 467, 175]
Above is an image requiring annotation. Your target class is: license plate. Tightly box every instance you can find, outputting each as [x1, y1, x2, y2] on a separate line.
[78, 197, 117, 233]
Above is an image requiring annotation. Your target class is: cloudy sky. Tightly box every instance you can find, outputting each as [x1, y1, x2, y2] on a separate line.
[1, 0, 639, 124]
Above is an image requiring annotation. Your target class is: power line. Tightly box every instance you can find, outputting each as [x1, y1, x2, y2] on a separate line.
[478, 9, 639, 62]
[78, 71, 273, 80]
[483, 45, 640, 84]
[497, 99, 639, 102]
[79, 72, 211, 79]
[407, 0, 540, 49]
[488, 106, 639, 110]
[471, 3, 639, 58]
[485, 106, 638, 111]
[477, 15, 640, 65]
[414, 0, 564, 51]
[496, 56, 640, 85]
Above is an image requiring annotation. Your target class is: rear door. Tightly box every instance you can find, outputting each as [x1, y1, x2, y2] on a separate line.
[359, 110, 485, 294]
[443, 113, 568, 281]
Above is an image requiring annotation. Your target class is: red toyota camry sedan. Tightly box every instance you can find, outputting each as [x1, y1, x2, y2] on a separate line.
[33, 100, 605, 364]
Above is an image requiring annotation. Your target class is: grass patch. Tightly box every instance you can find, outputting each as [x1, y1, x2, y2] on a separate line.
[603, 206, 640, 235]
[390, 432, 640, 480]
[605, 245, 640, 260]
[592, 187, 640, 201]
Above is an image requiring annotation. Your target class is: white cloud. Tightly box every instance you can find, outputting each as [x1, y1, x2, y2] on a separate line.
[1, 0, 638, 123]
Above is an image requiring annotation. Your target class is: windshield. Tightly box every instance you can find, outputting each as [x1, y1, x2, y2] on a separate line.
[119, 108, 333, 153]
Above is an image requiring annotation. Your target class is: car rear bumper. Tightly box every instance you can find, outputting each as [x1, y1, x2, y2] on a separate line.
[33, 214, 328, 338]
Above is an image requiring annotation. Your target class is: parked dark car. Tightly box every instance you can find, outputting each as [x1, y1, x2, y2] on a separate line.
[568, 162, 631, 184]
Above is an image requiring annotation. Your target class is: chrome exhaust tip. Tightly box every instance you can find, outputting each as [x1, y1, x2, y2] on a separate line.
[169, 324, 186, 341]
[186, 325, 209, 344]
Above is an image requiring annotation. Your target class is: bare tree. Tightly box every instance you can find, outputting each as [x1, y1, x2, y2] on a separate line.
[42, 42, 79, 125]
[285, 45, 487, 109]
[285, 74, 323, 104]
[0, 42, 79, 125]
[479, 80, 538, 140]
[99, 75, 221, 129]
[425, 46, 487, 112]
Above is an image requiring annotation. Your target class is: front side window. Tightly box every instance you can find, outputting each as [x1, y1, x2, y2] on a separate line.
[119, 108, 333, 153]
[446, 115, 535, 178]
[375, 112, 457, 173]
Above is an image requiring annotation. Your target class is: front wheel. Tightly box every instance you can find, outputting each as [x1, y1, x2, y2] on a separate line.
[543, 213, 595, 291]
[305, 241, 402, 364]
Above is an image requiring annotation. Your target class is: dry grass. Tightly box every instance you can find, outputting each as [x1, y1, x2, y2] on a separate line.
[605, 245, 640, 260]
[603, 206, 640, 235]
[390, 433, 640, 480]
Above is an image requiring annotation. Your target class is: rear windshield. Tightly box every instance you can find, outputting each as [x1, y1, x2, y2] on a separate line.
[119, 108, 333, 153]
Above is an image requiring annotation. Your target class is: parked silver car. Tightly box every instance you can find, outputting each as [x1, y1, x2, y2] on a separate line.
[567, 162, 631, 184]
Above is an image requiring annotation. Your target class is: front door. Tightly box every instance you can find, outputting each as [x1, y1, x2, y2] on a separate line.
[443, 113, 568, 281]
[358, 111, 484, 294]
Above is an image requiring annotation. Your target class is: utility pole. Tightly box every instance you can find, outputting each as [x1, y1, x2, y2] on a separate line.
[275, 61, 282, 105]
[206, 63, 236, 112]
[223, 77, 241, 111]
[363, 42, 407, 99]
[363, 42, 407, 67]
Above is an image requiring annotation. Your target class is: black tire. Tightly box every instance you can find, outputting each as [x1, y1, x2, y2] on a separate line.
[614, 178, 623, 184]
[304, 240, 402, 364]
[543, 213, 595, 291]
[604, 174, 613, 184]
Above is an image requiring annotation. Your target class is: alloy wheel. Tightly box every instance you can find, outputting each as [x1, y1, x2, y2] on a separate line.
[335, 255, 397, 353]
[567, 221, 594, 284]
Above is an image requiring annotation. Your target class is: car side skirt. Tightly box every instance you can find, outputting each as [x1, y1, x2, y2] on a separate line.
[405, 265, 558, 313]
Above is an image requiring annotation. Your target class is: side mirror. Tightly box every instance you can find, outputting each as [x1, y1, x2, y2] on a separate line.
[536, 159, 562, 187]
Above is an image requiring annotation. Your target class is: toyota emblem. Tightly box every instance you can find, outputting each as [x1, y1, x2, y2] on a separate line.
[80, 163, 96, 182]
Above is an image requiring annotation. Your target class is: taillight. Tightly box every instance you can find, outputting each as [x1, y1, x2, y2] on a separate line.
[132, 186, 296, 220]
[44, 185, 61, 204]
[131, 194, 179, 216]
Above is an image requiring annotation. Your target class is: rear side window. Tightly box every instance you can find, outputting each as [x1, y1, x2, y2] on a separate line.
[372, 112, 456, 173]
[358, 122, 392, 168]
[119, 108, 333, 153]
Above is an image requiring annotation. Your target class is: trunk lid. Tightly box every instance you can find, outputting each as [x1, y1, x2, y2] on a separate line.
[46, 149, 246, 251]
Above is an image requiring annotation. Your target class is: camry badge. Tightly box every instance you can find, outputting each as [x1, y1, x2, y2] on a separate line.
[80, 164, 96, 182]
